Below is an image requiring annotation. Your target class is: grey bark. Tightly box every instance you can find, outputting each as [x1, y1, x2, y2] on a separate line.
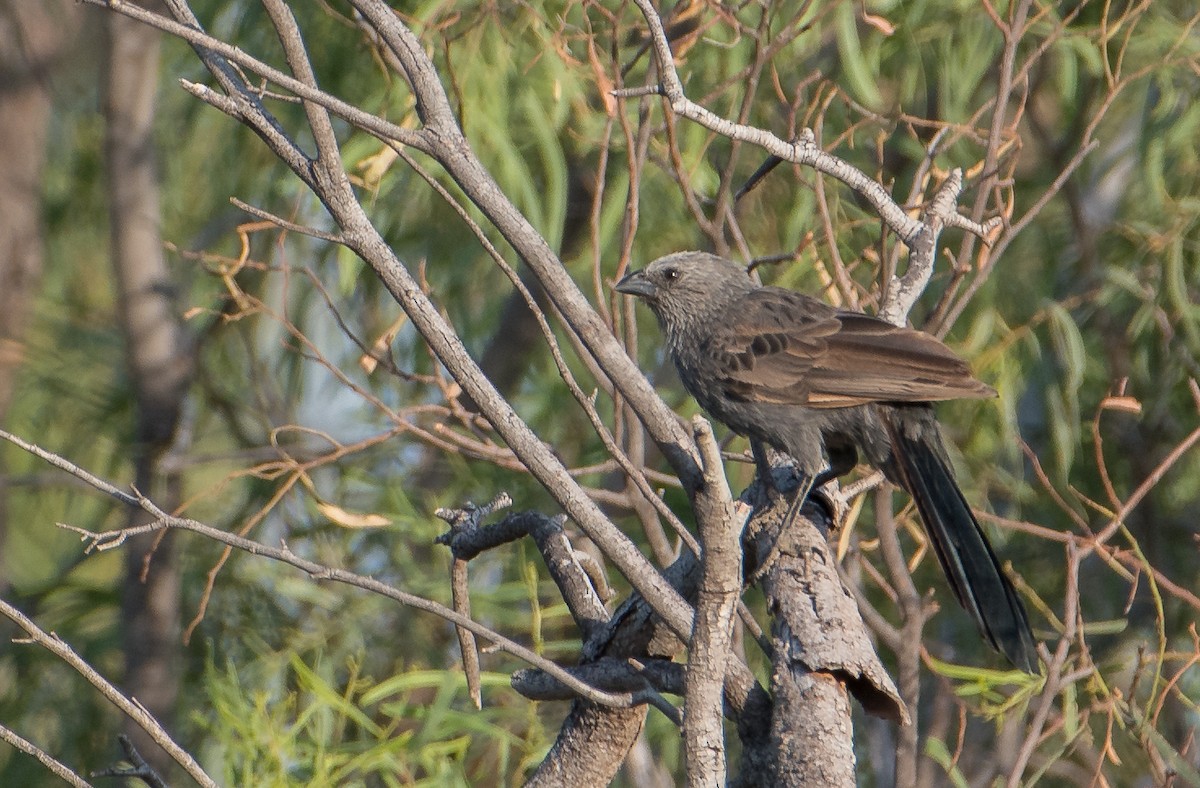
[525, 702, 650, 788]
[683, 418, 743, 787]
[516, 475, 905, 786]
[750, 487, 905, 787]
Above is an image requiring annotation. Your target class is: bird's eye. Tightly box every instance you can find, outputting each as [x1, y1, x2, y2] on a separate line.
[663, 267, 680, 282]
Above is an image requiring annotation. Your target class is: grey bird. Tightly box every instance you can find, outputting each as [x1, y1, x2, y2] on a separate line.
[616, 251, 1037, 672]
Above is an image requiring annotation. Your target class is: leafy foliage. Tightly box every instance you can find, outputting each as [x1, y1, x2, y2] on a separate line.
[2, 0, 1199, 784]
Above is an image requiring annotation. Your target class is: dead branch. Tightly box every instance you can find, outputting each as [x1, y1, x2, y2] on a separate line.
[0, 598, 215, 787]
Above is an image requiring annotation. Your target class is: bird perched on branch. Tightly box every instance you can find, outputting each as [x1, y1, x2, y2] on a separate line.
[616, 251, 1037, 672]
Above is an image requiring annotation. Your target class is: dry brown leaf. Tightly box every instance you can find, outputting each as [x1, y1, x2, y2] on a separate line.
[317, 502, 391, 529]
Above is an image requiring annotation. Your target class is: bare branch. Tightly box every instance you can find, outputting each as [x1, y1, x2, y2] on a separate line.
[0, 599, 216, 788]
[512, 657, 683, 724]
[627, 0, 1004, 327]
[879, 169, 969, 326]
[436, 494, 609, 710]
[683, 416, 744, 784]
[260, 0, 342, 167]
[91, 735, 168, 788]
[0, 427, 645, 711]
[449, 556, 482, 710]
[230, 198, 344, 244]
[0, 723, 93, 788]
[0, 429, 141, 505]
[82, 0, 427, 151]
[346, 0, 704, 487]
[126, 0, 702, 643]
[629, 0, 911, 246]
[439, 507, 613, 642]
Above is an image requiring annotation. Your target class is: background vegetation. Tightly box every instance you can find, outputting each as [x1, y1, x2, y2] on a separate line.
[1, 0, 1198, 784]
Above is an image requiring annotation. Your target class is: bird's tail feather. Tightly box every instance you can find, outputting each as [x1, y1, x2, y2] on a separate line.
[885, 420, 1038, 673]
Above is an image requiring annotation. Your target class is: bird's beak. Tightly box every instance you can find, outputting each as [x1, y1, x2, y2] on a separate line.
[614, 269, 656, 298]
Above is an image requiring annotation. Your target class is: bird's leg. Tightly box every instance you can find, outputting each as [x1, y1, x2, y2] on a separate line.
[750, 438, 839, 519]
[778, 444, 857, 537]
[779, 472, 817, 532]
[824, 443, 858, 480]
[747, 469, 818, 585]
[802, 444, 858, 524]
[807, 444, 857, 495]
[750, 438, 781, 501]
[748, 442, 852, 583]
[750, 439, 810, 512]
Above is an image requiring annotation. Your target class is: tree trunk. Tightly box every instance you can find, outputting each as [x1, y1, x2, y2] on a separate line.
[104, 1, 189, 775]
[0, 0, 81, 592]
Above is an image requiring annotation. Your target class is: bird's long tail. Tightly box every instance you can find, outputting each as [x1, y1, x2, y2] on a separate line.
[885, 416, 1038, 673]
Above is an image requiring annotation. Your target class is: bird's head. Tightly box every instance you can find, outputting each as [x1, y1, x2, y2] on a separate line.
[615, 251, 755, 335]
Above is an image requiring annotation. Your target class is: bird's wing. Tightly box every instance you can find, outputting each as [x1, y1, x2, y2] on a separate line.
[709, 288, 995, 408]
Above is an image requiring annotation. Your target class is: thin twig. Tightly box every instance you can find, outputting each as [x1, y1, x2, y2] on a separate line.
[0, 429, 139, 506]
[81, 0, 427, 151]
[450, 557, 482, 709]
[149, 0, 705, 642]
[230, 198, 343, 243]
[626, 0, 998, 255]
[0, 599, 216, 788]
[0, 723, 93, 788]
[91, 735, 169, 788]
[0, 428, 641, 710]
